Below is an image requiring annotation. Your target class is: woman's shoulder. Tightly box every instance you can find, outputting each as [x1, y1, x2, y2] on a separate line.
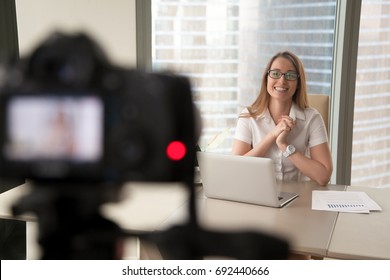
[292, 105, 324, 125]
[240, 107, 250, 114]
[301, 106, 326, 127]
[238, 106, 268, 119]
[238, 107, 253, 118]
[292, 103, 320, 121]
[303, 106, 321, 118]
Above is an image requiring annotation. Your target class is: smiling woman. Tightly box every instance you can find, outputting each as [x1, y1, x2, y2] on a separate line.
[232, 51, 333, 186]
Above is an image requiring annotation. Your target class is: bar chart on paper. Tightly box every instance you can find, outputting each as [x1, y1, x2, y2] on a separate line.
[327, 202, 365, 210]
[312, 191, 382, 213]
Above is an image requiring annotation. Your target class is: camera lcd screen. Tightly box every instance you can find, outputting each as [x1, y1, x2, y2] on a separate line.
[5, 95, 103, 162]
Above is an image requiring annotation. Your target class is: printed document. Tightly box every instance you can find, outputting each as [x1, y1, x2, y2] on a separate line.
[312, 191, 382, 213]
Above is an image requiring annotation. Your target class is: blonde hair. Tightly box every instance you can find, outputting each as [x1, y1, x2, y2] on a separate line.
[242, 51, 308, 118]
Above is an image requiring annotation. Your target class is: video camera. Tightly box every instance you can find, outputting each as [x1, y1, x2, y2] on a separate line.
[0, 32, 196, 185]
[0, 32, 200, 259]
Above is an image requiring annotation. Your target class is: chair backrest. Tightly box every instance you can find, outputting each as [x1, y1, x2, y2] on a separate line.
[307, 94, 330, 135]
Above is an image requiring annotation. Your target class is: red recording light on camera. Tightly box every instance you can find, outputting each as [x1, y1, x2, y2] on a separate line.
[166, 141, 187, 161]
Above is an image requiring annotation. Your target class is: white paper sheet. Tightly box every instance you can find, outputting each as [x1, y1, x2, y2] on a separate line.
[312, 191, 382, 213]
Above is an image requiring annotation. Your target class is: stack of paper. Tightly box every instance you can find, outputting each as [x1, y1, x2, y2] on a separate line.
[312, 191, 382, 213]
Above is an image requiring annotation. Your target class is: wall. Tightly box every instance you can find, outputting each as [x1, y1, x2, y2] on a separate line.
[15, 0, 137, 67]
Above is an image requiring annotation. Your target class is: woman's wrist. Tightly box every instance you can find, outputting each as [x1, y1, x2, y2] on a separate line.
[278, 143, 288, 152]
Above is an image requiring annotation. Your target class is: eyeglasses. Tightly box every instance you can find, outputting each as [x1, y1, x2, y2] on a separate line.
[267, 70, 299, 81]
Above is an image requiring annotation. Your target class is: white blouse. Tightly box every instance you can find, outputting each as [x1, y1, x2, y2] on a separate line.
[234, 102, 328, 181]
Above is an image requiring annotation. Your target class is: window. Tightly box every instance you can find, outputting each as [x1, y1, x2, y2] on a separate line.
[351, 0, 390, 187]
[152, 0, 336, 152]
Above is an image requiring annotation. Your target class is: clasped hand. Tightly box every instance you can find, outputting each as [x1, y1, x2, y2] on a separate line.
[273, 116, 295, 148]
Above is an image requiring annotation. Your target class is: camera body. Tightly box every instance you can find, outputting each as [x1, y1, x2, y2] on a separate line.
[0, 33, 196, 184]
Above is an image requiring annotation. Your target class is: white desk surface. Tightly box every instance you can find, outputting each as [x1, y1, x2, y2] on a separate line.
[159, 181, 346, 257]
[0, 183, 35, 221]
[327, 186, 390, 259]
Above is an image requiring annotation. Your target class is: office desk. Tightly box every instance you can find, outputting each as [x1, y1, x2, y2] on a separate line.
[160, 181, 346, 258]
[0, 178, 25, 194]
[328, 186, 390, 259]
[2, 181, 389, 259]
[0, 183, 34, 222]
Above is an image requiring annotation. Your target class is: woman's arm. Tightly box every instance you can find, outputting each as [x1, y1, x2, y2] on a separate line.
[278, 140, 333, 186]
[275, 113, 332, 186]
[232, 132, 276, 157]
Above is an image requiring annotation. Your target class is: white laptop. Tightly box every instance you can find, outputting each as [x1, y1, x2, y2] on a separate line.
[197, 152, 298, 207]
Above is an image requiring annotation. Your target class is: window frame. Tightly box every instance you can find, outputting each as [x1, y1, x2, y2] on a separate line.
[330, 0, 361, 185]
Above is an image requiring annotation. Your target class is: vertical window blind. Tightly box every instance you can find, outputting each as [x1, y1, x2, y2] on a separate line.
[352, 0, 390, 187]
